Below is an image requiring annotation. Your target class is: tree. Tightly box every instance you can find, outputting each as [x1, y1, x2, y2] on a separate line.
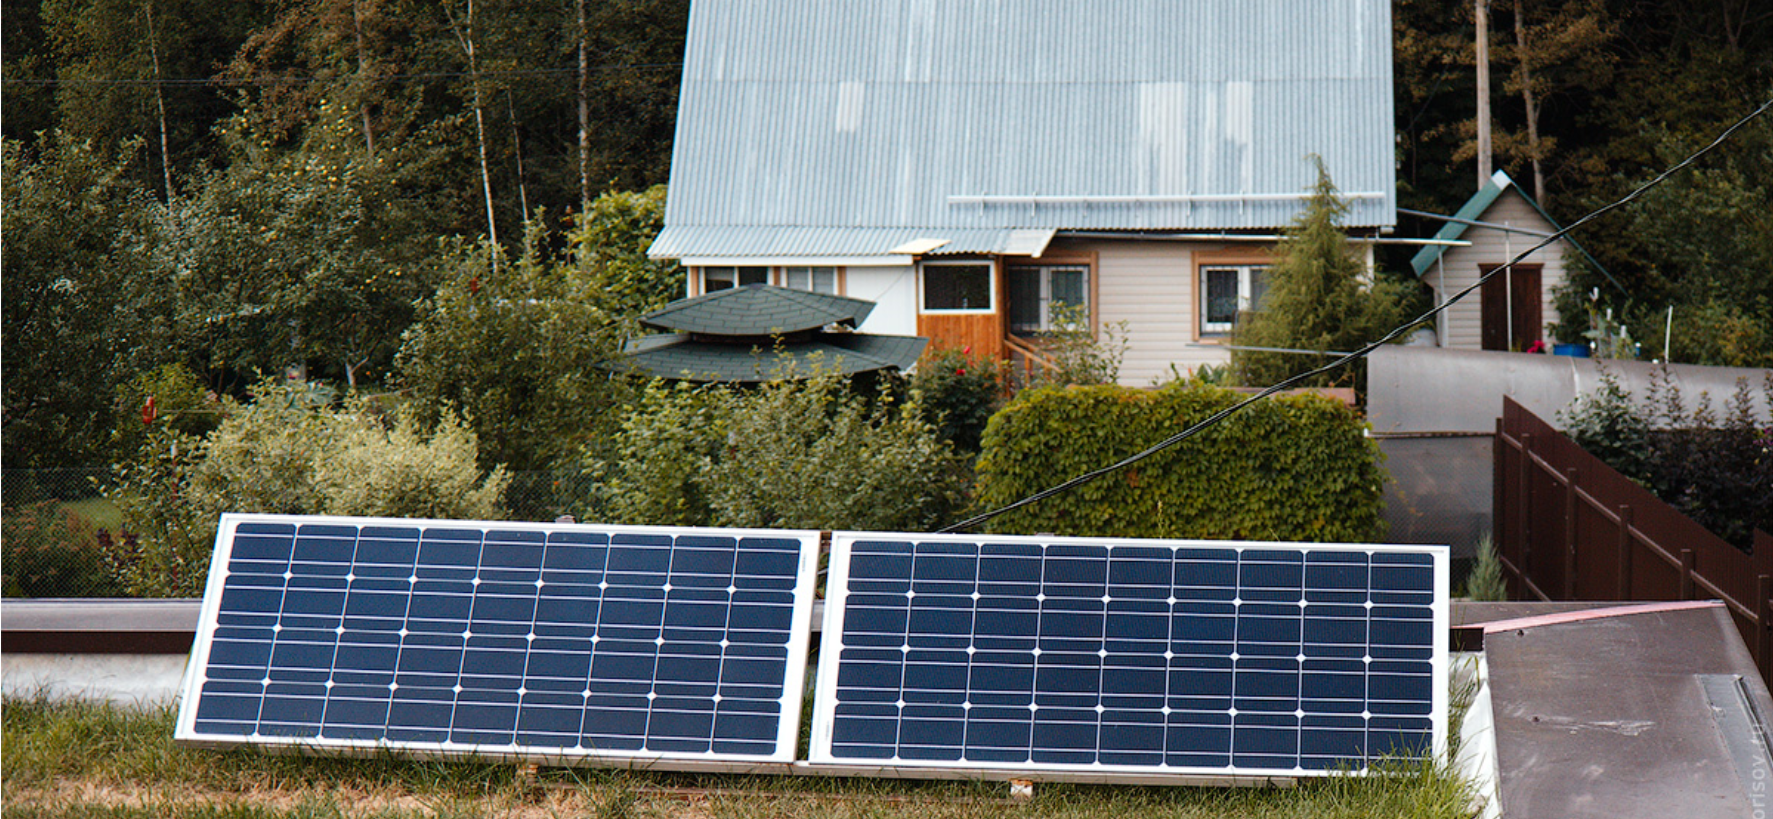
[393, 219, 627, 472]
[571, 185, 681, 317]
[1554, 113, 1773, 367]
[1, 134, 168, 466]
[1231, 159, 1421, 389]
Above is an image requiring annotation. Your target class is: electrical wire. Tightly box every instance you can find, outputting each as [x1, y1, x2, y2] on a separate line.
[2, 63, 683, 88]
[939, 93, 1773, 535]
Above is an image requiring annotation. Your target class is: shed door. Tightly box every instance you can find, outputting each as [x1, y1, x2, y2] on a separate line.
[1480, 264, 1542, 351]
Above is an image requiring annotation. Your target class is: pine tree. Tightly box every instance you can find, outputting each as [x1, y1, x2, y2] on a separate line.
[1231, 158, 1419, 389]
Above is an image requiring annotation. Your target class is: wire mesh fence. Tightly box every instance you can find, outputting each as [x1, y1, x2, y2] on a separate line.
[1, 469, 602, 599]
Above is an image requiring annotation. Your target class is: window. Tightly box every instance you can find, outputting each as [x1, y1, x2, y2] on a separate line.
[921, 262, 993, 312]
[1200, 264, 1268, 334]
[702, 266, 767, 293]
[1007, 265, 1088, 333]
[781, 266, 837, 294]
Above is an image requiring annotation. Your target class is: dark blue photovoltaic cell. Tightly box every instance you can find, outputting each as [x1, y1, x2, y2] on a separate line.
[185, 518, 811, 762]
[819, 537, 1441, 773]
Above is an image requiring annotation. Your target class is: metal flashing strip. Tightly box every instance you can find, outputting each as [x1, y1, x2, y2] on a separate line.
[1699, 674, 1773, 806]
[175, 514, 821, 772]
[1471, 600, 1724, 633]
[810, 533, 1448, 782]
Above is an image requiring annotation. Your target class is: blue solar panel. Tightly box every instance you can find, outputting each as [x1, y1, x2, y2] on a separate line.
[809, 534, 1446, 778]
[176, 515, 820, 769]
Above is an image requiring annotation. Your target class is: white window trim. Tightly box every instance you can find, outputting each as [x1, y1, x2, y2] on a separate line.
[694, 265, 846, 297]
[918, 260, 996, 315]
[1200, 264, 1268, 335]
[779, 266, 839, 295]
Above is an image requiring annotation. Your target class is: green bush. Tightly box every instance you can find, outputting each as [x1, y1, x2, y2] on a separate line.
[1558, 367, 1651, 484]
[105, 379, 508, 596]
[907, 346, 1009, 455]
[1, 500, 124, 597]
[591, 375, 970, 532]
[1559, 367, 1773, 550]
[972, 383, 1387, 541]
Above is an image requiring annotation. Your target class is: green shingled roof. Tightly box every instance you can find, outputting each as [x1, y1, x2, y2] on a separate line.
[615, 332, 928, 383]
[639, 284, 875, 335]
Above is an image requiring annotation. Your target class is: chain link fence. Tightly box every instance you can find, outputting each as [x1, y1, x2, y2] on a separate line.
[3, 468, 123, 598]
[2, 468, 602, 599]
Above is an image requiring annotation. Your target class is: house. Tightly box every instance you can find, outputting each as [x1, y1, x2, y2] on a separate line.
[1410, 170, 1589, 352]
[615, 285, 927, 383]
[648, 0, 1398, 385]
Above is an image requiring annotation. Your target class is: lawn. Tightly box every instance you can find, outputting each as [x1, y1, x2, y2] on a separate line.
[1, 699, 1478, 819]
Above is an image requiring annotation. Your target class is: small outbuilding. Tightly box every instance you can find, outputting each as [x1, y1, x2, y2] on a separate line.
[614, 284, 928, 383]
[1411, 170, 1594, 352]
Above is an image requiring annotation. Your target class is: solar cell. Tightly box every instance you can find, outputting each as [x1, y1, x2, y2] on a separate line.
[177, 514, 820, 770]
[809, 533, 1446, 780]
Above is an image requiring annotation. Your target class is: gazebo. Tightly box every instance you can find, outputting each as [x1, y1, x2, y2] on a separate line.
[613, 285, 928, 383]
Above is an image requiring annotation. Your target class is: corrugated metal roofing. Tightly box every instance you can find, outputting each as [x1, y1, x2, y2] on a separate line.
[654, 0, 1396, 260]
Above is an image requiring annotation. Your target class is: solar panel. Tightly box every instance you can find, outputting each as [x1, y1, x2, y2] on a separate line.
[176, 514, 820, 770]
[809, 533, 1447, 781]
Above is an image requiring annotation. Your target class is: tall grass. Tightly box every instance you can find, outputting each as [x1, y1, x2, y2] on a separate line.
[3, 697, 1476, 819]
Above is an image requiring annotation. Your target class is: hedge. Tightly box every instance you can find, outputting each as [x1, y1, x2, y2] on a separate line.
[972, 384, 1387, 541]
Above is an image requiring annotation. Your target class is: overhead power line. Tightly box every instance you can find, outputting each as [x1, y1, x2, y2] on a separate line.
[2, 62, 683, 88]
[939, 93, 1773, 535]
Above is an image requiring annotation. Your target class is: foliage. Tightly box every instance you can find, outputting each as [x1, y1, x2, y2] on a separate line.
[104, 378, 508, 596]
[1560, 367, 1773, 549]
[973, 383, 1387, 541]
[571, 185, 682, 318]
[906, 346, 1009, 455]
[592, 374, 970, 532]
[394, 220, 628, 472]
[1017, 304, 1132, 389]
[1557, 366, 1650, 482]
[1232, 159, 1420, 390]
[1641, 369, 1773, 548]
[1461, 533, 1508, 601]
[1553, 113, 1772, 367]
[1, 134, 163, 467]
[1, 500, 124, 598]
[109, 363, 225, 462]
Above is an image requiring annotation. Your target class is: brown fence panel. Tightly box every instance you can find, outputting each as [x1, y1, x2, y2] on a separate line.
[1494, 396, 1773, 687]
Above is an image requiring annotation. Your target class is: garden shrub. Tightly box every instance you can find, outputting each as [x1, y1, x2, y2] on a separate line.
[972, 383, 1387, 541]
[105, 379, 508, 596]
[592, 375, 970, 532]
[1558, 367, 1651, 484]
[1, 500, 124, 597]
[1559, 367, 1773, 550]
[907, 346, 1009, 455]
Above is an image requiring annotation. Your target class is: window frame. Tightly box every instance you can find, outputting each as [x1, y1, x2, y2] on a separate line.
[1198, 263, 1269, 336]
[917, 260, 997, 315]
[700, 266, 768, 293]
[779, 266, 839, 295]
[1006, 264, 1091, 334]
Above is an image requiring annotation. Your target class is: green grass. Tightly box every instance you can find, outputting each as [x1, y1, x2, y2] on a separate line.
[3, 698, 1478, 819]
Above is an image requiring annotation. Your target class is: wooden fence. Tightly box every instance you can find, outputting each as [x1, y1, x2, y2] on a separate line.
[1494, 395, 1773, 685]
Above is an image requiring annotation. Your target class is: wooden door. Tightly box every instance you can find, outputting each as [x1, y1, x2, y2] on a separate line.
[1480, 264, 1543, 351]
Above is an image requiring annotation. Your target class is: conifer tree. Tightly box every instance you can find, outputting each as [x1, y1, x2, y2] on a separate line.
[1231, 158, 1418, 389]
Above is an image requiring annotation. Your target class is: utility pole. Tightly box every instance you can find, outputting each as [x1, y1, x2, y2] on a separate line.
[1476, 0, 1493, 186]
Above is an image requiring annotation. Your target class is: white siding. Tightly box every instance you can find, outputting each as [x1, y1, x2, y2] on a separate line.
[846, 265, 919, 337]
[1082, 241, 1235, 386]
[1425, 193, 1568, 350]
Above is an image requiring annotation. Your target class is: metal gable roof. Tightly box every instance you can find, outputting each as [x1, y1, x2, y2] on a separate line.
[652, 0, 1397, 260]
[1409, 169, 1595, 279]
